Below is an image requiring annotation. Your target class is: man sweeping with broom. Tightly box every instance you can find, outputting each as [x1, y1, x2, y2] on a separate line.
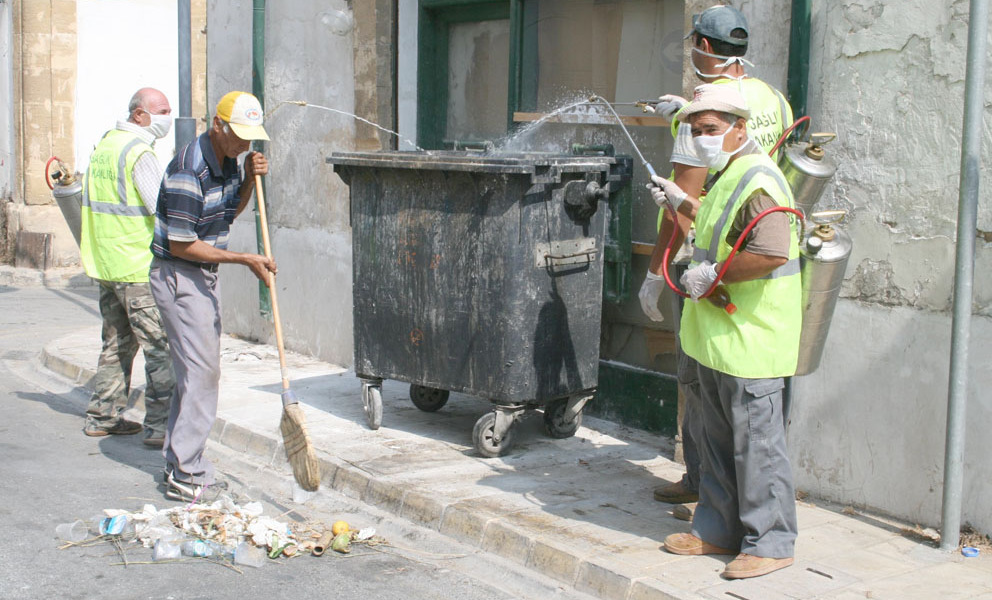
[149, 91, 317, 500]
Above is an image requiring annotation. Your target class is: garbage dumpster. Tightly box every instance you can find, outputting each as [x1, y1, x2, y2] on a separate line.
[327, 150, 632, 456]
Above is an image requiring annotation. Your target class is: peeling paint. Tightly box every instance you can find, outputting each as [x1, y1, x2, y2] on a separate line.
[844, 258, 905, 306]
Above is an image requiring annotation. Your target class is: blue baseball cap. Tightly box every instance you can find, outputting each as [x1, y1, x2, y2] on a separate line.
[686, 5, 749, 46]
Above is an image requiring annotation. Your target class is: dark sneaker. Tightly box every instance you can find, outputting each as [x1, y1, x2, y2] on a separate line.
[83, 419, 143, 437]
[143, 430, 165, 448]
[165, 470, 228, 503]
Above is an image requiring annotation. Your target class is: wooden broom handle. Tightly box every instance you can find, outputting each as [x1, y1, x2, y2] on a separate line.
[254, 173, 290, 391]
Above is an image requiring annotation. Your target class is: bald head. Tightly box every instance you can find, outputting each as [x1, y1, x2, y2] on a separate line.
[127, 88, 171, 126]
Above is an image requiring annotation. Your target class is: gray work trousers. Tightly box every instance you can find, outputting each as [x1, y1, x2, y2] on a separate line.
[149, 258, 222, 485]
[691, 362, 797, 558]
[671, 264, 701, 494]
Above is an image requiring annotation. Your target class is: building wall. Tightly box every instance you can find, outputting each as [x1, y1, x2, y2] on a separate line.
[1, 0, 206, 268]
[208, 0, 383, 366]
[0, 3, 13, 203]
[787, 0, 992, 534]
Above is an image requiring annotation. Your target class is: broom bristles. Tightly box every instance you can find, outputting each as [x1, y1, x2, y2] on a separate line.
[281, 403, 321, 491]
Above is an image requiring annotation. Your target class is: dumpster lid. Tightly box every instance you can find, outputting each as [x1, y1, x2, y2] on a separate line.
[326, 150, 623, 177]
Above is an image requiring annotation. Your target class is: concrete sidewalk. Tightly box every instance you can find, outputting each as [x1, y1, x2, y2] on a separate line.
[42, 327, 992, 600]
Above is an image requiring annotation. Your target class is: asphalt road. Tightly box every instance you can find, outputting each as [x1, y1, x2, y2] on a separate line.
[0, 284, 591, 600]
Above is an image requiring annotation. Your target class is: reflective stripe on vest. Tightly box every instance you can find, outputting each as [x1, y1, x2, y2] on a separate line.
[688, 156, 800, 279]
[680, 151, 802, 378]
[79, 130, 156, 282]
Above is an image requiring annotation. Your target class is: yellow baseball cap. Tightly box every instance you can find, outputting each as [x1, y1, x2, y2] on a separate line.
[216, 91, 269, 141]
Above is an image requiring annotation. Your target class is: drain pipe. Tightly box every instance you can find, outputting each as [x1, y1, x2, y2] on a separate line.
[786, 0, 810, 118]
[252, 0, 272, 317]
[940, 0, 988, 552]
[175, 0, 196, 148]
[782, 0, 811, 426]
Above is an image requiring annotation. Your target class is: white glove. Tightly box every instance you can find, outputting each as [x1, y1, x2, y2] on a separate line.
[643, 94, 687, 121]
[646, 175, 688, 212]
[680, 260, 720, 301]
[638, 271, 666, 322]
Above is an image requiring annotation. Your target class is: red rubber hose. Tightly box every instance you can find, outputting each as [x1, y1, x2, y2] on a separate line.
[657, 116, 811, 312]
[769, 115, 811, 158]
[45, 156, 60, 190]
[660, 201, 804, 308]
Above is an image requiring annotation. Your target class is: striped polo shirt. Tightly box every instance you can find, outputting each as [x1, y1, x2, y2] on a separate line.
[151, 132, 244, 262]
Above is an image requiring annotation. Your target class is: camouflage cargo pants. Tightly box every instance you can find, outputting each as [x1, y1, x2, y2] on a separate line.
[85, 280, 175, 435]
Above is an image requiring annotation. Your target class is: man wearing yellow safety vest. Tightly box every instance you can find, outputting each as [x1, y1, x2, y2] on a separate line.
[640, 5, 793, 523]
[649, 84, 800, 579]
[79, 88, 175, 447]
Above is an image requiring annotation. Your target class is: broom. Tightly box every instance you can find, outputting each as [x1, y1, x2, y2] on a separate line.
[255, 173, 321, 491]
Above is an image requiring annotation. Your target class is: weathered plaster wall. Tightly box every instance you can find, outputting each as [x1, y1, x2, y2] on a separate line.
[789, 0, 992, 534]
[208, 1, 364, 366]
[1, 3, 13, 202]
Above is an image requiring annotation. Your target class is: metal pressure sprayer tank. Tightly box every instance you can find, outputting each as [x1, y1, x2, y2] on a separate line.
[795, 211, 852, 376]
[48, 159, 84, 248]
[777, 131, 851, 376]
[780, 133, 838, 217]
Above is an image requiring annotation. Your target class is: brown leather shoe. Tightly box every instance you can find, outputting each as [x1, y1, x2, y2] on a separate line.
[723, 553, 794, 579]
[673, 502, 696, 521]
[663, 533, 736, 556]
[653, 479, 699, 504]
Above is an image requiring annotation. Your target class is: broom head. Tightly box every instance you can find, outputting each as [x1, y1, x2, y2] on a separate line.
[280, 391, 321, 491]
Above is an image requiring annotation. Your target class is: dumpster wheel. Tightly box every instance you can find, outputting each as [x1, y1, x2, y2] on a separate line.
[473, 411, 516, 458]
[409, 385, 450, 412]
[543, 397, 583, 439]
[362, 383, 383, 430]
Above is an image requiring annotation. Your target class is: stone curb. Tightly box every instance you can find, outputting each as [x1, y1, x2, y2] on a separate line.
[0, 266, 95, 289]
[39, 344, 698, 600]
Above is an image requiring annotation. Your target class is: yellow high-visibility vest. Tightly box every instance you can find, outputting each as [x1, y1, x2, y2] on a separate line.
[80, 129, 156, 282]
[680, 150, 802, 378]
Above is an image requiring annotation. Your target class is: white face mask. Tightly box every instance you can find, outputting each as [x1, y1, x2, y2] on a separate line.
[693, 124, 747, 171]
[144, 113, 173, 139]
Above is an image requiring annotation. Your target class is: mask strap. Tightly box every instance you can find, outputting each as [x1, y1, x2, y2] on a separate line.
[692, 47, 755, 68]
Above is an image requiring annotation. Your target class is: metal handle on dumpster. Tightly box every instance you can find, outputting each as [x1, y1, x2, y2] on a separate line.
[535, 238, 598, 269]
[544, 248, 597, 262]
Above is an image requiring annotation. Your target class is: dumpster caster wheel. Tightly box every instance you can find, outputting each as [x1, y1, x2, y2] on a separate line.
[363, 384, 382, 430]
[473, 412, 515, 458]
[543, 397, 583, 439]
[410, 385, 450, 412]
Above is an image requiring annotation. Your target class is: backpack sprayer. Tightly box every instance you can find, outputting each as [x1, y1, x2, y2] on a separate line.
[652, 115, 850, 376]
[45, 156, 84, 248]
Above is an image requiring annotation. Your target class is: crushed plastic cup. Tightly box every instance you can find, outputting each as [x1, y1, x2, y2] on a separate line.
[55, 520, 88, 542]
[152, 539, 182, 561]
[234, 542, 267, 568]
[99, 515, 129, 536]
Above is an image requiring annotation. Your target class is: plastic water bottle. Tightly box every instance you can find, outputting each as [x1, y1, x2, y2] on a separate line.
[181, 539, 234, 559]
[181, 539, 215, 558]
